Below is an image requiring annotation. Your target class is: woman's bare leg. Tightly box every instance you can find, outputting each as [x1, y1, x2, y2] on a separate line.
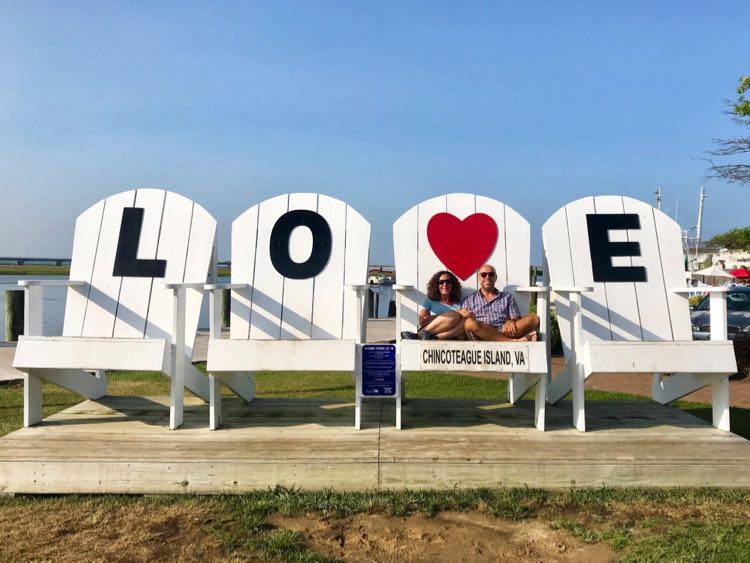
[436, 321, 467, 340]
[421, 311, 462, 335]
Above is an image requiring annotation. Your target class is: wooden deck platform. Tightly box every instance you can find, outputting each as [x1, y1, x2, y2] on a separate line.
[1, 397, 749, 493]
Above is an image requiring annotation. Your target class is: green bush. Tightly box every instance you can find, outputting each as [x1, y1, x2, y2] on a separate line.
[529, 301, 562, 354]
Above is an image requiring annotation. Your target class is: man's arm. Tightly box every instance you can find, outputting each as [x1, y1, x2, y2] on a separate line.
[501, 294, 522, 336]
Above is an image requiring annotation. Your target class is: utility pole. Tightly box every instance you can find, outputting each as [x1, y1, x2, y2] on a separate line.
[695, 186, 706, 259]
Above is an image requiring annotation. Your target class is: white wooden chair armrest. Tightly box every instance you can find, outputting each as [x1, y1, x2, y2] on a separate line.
[672, 287, 729, 341]
[161, 282, 209, 291]
[17, 280, 86, 336]
[517, 287, 551, 348]
[550, 286, 594, 293]
[393, 284, 414, 292]
[670, 287, 728, 294]
[345, 284, 368, 292]
[393, 285, 415, 338]
[516, 286, 550, 293]
[204, 283, 249, 291]
[345, 285, 368, 343]
[18, 279, 86, 287]
[201, 284, 251, 339]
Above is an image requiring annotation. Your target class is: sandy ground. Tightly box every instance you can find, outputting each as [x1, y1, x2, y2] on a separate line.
[0, 500, 617, 562]
[270, 512, 615, 562]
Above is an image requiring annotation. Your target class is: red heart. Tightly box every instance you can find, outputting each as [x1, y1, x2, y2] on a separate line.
[427, 213, 498, 280]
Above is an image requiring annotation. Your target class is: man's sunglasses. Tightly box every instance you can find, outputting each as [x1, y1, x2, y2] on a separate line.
[437, 279, 453, 285]
[479, 272, 496, 278]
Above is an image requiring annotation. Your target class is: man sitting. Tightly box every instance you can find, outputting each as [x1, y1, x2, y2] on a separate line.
[461, 264, 539, 341]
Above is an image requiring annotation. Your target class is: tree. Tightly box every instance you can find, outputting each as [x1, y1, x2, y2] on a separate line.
[708, 76, 750, 185]
[707, 226, 750, 251]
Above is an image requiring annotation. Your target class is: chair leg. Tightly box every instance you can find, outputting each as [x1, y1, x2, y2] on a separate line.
[23, 371, 43, 427]
[354, 364, 362, 430]
[396, 364, 403, 429]
[169, 357, 185, 430]
[209, 374, 222, 431]
[355, 394, 362, 430]
[572, 364, 586, 432]
[712, 376, 730, 431]
[534, 373, 546, 431]
[396, 396, 402, 430]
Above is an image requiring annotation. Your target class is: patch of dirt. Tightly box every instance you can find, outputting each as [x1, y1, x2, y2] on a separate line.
[269, 511, 617, 562]
[0, 500, 223, 562]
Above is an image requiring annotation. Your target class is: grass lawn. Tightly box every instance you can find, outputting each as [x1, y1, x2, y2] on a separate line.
[1, 368, 749, 561]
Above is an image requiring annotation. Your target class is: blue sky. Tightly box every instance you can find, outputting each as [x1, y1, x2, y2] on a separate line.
[1, 1, 747, 264]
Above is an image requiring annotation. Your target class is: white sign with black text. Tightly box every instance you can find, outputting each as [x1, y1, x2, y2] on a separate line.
[400, 341, 533, 372]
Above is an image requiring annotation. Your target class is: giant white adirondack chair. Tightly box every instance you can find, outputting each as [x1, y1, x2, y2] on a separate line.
[13, 189, 214, 430]
[543, 195, 737, 432]
[393, 193, 550, 431]
[205, 193, 370, 430]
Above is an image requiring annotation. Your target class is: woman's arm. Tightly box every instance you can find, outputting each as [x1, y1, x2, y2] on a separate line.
[418, 307, 436, 327]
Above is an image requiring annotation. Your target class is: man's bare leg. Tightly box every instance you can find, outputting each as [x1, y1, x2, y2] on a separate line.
[511, 313, 539, 338]
[464, 314, 538, 342]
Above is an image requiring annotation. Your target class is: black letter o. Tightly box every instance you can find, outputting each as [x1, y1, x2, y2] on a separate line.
[269, 210, 332, 279]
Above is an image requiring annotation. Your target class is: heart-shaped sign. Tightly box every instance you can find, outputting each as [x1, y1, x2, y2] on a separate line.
[426, 213, 498, 280]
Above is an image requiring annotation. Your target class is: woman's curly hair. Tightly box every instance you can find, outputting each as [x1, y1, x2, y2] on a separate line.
[426, 270, 462, 303]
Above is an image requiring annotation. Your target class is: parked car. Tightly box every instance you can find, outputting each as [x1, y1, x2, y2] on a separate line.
[691, 285, 750, 340]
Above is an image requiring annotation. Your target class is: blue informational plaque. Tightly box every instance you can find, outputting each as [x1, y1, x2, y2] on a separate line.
[361, 344, 396, 397]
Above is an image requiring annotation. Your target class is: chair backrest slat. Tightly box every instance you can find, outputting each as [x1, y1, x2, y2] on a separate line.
[63, 198, 106, 337]
[79, 190, 139, 338]
[115, 189, 167, 339]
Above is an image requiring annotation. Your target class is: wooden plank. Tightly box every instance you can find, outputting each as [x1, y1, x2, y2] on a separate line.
[393, 204, 420, 332]
[594, 195, 642, 341]
[63, 198, 105, 337]
[342, 203, 370, 340]
[0, 461, 380, 493]
[13, 336, 169, 372]
[81, 190, 137, 337]
[230, 204, 259, 340]
[399, 340, 546, 372]
[653, 206, 693, 340]
[312, 195, 347, 339]
[182, 197, 216, 357]
[584, 341, 737, 375]
[542, 204, 576, 360]
[249, 194, 289, 339]
[417, 195, 449, 293]
[113, 189, 166, 338]
[279, 193, 318, 339]
[622, 197, 674, 341]
[144, 191, 194, 342]
[566, 196, 613, 343]
[209, 339, 356, 371]
[445, 194, 481, 291]
[469, 194, 505, 293]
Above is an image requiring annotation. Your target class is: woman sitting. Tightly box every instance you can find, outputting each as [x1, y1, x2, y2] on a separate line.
[401, 270, 467, 340]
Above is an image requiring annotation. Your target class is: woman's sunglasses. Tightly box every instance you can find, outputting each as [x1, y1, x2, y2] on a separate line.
[438, 279, 453, 285]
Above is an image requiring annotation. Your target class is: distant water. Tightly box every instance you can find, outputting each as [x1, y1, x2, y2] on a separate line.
[0, 275, 226, 342]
